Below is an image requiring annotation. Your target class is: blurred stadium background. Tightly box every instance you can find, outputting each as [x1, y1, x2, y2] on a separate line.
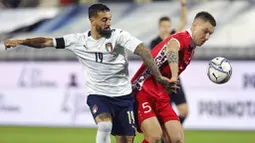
[0, 0, 255, 143]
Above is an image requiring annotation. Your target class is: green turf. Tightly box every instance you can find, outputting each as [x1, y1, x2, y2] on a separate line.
[0, 126, 254, 143]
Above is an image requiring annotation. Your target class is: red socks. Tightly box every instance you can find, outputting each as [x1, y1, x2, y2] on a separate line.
[142, 139, 149, 143]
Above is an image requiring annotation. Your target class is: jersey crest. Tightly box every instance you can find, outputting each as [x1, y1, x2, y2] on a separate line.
[105, 43, 113, 52]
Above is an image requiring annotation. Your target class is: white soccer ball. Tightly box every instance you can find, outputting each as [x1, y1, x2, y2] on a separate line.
[207, 57, 232, 84]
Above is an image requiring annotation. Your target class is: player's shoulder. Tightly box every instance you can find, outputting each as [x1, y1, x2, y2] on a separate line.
[65, 31, 89, 39]
[78, 30, 93, 41]
[111, 28, 127, 36]
[172, 30, 190, 37]
[111, 28, 137, 40]
[171, 30, 192, 42]
[167, 29, 193, 48]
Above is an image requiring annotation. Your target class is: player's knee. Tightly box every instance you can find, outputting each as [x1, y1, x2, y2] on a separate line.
[95, 113, 112, 122]
[171, 132, 184, 143]
[116, 136, 134, 143]
[97, 121, 112, 132]
[125, 136, 134, 143]
[146, 130, 163, 143]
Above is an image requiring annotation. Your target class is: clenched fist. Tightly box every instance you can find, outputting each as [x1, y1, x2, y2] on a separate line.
[4, 40, 23, 50]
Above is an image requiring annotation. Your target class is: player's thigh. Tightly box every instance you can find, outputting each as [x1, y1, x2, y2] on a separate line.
[136, 91, 162, 140]
[111, 106, 136, 137]
[111, 95, 136, 137]
[164, 120, 184, 143]
[156, 96, 179, 124]
[135, 90, 156, 132]
[87, 94, 112, 123]
[141, 116, 163, 142]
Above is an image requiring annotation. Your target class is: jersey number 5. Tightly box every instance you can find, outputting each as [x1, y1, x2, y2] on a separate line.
[95, 52, 103, 63]
[142, 102, 152, 113]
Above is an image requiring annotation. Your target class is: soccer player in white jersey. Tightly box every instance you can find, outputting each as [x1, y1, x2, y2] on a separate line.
[4, 3, 177, 143]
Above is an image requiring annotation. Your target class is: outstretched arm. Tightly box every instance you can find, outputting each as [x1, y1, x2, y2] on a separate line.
[4, 37, 54, 50]
[4, 33, 82, 50]
[175, 0, 187, 32]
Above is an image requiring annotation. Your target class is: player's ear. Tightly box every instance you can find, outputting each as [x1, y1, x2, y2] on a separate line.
[89, 18, 93, 23]
[89, 17, 95, 25]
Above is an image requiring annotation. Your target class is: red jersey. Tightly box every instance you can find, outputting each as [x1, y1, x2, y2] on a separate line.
[132, 29, 196, 97]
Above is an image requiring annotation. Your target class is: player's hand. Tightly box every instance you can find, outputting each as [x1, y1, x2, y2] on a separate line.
[166, 77, 180, 93]
[157, 76, 179, 93]
[4, 40, 23, 50]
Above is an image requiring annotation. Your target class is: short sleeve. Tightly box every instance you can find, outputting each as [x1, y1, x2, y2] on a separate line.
[168, 33, 187, 51]
[55, 33, 83, 51]
[116, 30, 143, 53]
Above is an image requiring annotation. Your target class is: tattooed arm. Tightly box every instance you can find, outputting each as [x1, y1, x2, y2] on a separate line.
[116, 29, 174, 87]
[164, 39, 180, 93]
[134, 44, 162, 79]
[134, 44, 171, 85]
[166, 40, 179, 80]
[4, 37, 54, 50]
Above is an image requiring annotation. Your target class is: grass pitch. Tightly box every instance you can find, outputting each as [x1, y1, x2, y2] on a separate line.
[0, 126, 254, 143]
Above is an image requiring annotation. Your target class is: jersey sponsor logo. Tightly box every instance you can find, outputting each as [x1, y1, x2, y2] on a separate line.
[105, 43, 113, 52]
[199, 100, 255, 117]
[17, 66, 57, 88]
[0, 94, 20, 112]
[243, 73, 255, 89]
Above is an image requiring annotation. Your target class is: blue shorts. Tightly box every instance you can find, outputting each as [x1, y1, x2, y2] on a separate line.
[87, 94, 135, 136]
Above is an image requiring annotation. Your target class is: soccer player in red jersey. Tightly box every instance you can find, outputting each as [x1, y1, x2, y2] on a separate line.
[132, 11, 216, 143]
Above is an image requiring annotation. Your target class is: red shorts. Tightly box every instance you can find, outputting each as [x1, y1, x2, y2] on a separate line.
[135, 89, 179, 132]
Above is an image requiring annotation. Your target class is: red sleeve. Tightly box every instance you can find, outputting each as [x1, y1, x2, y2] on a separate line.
[168, 32, 189, 51]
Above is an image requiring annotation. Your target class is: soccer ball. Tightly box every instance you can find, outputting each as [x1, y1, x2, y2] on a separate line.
[207, 57, 232, 84]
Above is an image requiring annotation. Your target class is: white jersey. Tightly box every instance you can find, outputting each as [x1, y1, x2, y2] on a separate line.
[56, 29, 142, 97]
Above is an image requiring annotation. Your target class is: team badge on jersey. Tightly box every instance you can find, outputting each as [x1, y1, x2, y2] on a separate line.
[92, 104, 98, 114]
[105, 43, 113, 52]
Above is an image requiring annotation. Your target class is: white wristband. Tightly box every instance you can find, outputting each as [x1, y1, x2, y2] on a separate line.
[52, 38, 57, 47]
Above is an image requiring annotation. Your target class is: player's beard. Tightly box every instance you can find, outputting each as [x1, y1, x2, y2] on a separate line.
[97, 26, 112, 38]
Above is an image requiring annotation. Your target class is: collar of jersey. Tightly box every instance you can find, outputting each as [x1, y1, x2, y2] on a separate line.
[186, 29, 196, 49]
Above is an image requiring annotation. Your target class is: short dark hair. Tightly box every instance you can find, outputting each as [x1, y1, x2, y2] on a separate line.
[195, 11, 216, 26]
[159, 16, 171, 24]
[88, 3, 110, 18]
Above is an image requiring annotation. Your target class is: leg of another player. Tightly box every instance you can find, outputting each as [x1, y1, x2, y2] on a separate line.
[141, 117, 163, 143]
[115, 136, 134, 143]
[176, 103, 188, 124]
[164, 120, 184, 143]
[173, 81, 189, 124]
[95, 113, 113, 143]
